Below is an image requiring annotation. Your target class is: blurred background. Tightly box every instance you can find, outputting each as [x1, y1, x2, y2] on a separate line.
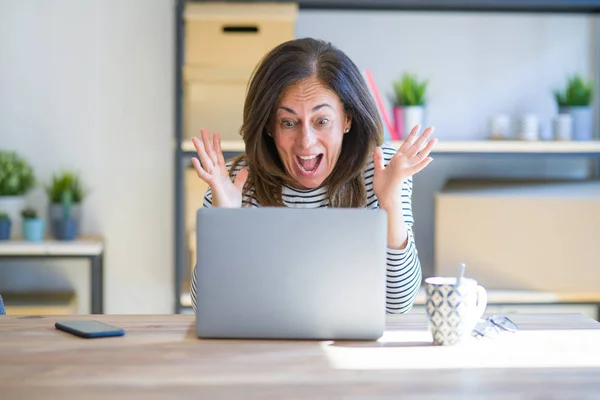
[0, 0, 599, 319]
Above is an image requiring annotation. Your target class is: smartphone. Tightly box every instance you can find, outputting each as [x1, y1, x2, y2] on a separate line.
[55, 320, 125, 339]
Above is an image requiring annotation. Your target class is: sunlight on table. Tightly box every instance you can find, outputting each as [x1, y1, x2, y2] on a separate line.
[321, 329, 600, 370]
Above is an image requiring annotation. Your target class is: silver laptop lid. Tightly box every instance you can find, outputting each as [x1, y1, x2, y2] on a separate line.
[195, 207, 388, 340]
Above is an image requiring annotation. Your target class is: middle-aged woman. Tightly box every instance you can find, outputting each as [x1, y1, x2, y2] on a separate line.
[190, 37, 437, 314]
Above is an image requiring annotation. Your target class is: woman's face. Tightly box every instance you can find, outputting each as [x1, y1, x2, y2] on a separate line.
[271, 75, 351, 190]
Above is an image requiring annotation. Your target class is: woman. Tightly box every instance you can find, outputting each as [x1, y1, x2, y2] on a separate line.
[190, 37, 436, 314]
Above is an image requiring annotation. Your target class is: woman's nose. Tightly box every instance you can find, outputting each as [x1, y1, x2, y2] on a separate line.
[299, 125, 317, 148]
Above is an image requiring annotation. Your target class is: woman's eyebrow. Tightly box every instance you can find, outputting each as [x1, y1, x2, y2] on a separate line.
[278, 103, 333, 115]
[278, 106, 297, 115]
[312, 103, 333, 112]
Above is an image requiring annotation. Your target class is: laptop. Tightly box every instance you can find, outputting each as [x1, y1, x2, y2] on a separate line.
[194, 207, 388, 340]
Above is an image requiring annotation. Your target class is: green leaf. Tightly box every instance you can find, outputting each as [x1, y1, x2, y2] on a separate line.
[0, 151, 35, 196]
[21, 206, 37, 219]
[46, 170, 86, 204]
[393, 73, 428, 106]
[555, 74, 594, 107]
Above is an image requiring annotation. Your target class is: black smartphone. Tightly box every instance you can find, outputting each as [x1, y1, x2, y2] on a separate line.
[55, 320, 125, 339]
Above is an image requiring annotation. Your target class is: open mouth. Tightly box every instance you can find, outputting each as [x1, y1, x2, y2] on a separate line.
[296, 154, 323, 176]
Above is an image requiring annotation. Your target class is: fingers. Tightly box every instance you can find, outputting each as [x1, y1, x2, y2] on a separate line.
[233, 168, 248, 191]
[192, 134, 214, 175]
[201, 129, 219, 168]
[405, 126, 435, 157]
[373, 147, 385, 174]
[191, 157, 212, 184]
[398, 125, 421, 154]
[213, 132, 228, 176]
[404, 156, 433, 177]
[412, 137, 438, 163]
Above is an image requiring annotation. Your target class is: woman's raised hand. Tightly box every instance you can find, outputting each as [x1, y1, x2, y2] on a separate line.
[191, 129, 248, 208]
[373, 125, 437, 210]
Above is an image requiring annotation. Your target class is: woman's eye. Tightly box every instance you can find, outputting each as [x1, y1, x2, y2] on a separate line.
[282, 120, 295, 128]
[318, 118, 330, 125]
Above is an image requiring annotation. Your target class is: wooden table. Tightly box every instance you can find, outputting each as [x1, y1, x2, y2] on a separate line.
[1, 313, 600, 399]
[0, 237, 104, 313]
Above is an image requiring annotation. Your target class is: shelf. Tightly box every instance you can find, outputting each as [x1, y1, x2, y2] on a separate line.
[422, 140, 600, 154]
[3, 291, 78, 316]
[174, 0, 600, 313]
[181, 139, 245, 153]
[0, 236, 104, 257]
[181, 139, 600, 155]
[180, 289, 600, 310]
[186, 0, 600, 13]
[413, 289, 600, 305]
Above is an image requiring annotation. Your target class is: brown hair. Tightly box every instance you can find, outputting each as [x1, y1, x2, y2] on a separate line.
[230, 37, 383, 207]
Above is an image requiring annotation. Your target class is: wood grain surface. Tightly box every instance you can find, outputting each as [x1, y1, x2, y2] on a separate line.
[1, 313, 599, 399]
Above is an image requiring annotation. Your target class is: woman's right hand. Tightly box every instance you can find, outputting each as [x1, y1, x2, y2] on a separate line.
[191, 129, 248, 208]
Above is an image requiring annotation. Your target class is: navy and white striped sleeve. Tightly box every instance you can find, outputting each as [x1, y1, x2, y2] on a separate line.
[384, 176, 422, 314]
[376, 144, 423, 314]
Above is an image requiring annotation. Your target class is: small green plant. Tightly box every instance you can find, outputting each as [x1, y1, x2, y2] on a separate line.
[0, 150, 35, 196]
[21, 207, 38, 220]
[0, 211, 9, 221]
[393, 73, 429, 106]
[46, 170, 85, 203]
[554, 74, 594, 107]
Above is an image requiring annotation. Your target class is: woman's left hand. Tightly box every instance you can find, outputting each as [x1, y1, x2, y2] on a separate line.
[373, 125, 437, 211]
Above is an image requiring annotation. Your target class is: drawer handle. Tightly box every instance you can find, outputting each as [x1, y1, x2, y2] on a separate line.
[222, 25, 259, 34]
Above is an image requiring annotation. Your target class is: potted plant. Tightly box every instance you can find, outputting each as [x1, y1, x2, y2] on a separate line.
[392, 73, 429, 139]
[46, 170, 85, 239]
[52, 189, 78, 241]
[554, 74, 594, 141]
[0, 150, 35, 239]
[0, 211, 11, 241]
[21, 207, 44, 242]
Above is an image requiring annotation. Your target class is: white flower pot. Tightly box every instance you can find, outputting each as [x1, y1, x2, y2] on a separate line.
[0, 196, 25, 239]
[402, 106, 426, 138]
[559, 106, 593, 141]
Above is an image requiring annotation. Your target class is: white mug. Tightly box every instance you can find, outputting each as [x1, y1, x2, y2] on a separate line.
[490, 114, 510, 139]
[553, 114, 573, 141]
[517, 114, 539, 141]
[425, 277, 488, 345]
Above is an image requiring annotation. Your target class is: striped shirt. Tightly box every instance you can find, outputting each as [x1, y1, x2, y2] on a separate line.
[191, 143, 423, 314]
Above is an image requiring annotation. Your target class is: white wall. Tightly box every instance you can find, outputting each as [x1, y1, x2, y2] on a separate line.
[299, 11, 594, 141]
[0, 0, 174, 313]
[297, 11, 597, 278]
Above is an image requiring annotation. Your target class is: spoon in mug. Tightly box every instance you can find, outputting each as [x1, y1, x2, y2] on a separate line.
[456, 263, 466, 286]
